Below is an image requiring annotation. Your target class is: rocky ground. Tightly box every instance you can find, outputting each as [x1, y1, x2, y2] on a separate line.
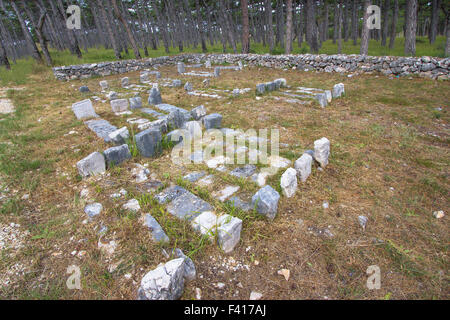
[0, 61, 448, 299]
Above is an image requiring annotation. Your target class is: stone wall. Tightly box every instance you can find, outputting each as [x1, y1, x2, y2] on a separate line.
[53, 53, 450, 81]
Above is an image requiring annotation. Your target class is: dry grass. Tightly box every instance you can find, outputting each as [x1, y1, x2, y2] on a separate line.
[0, 63, 448, 300]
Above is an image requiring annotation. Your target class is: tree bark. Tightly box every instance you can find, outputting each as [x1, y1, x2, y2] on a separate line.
[338, 1, 343, 53]
[306, 0, 319, 53]
[241, 0, 250, 53]
[265, 0, 275, 52]
[429, 0, 440, 44]
[381, 0, 389, 46]
[360, 0, 370, 55]
[97, 0, 121, 59]
[111, 0, 141, 59]
[404, 0, 417, 56]
[10, 1, 43, 63]
[351, 0, 358, 45]
[285, 0, 293, 53]
[0, 31, 10, 69]
[389, 0, 399, 49]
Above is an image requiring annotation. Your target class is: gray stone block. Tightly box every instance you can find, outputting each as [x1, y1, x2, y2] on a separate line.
[332, 83, 345, 98]
[294, 153, 313, 182]
[190, 105, 206, 120]
[76, 151, 106, 177]
[103, 144, 131, 167]
[85, 119, 118, 143]
[144, 214, 169, 244]
[72, 99, 98, 120]
[314, 137, 330, 167]
[129, 96, 142, 109]
[172, 79, 182, 87]
[227, 196, 252, 212]
[110, 99, 129, 113]
[135, 127, 162, 157]
[183, 171, 206, 182]
[108, 127, 130, 145]
[256, 83, 266, 94]
[148, 87, 162, 105]
[79, 86, 89, 92]
[203, 113, 222, 129]
[121, 77, 129, 87]
[230, 164, 257, 178]
[217, 214, 242, 253]
[177, 62, 185, 74]
[167, 191, 213, 221]
[154, 186, 188, 204]
[138, 258, 186, 300]
[251, 185, 280, 220]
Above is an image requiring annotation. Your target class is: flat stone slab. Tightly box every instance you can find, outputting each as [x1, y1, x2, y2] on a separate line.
[144, 214, 169, 244]
[167, 191, 213, 221]
[136, 180, 164, 194]
[230, 164, 257, 178]
[191, 211, 218, 239]
[212, 185, 240, 202]
[227, 196, 253, 212]
[77, 151, 106, 178]
[197, 174, 214, 187]
[85, 119, 118, 143]
[183, 171, 206, 183]
[72, 99, 98, 120]
[141, 108, 167, 119]
[154, 185, 188, 204]
[0, 99, 15, 114]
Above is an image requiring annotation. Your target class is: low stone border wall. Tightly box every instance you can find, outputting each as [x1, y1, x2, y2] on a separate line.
[53, 53, 449, 81]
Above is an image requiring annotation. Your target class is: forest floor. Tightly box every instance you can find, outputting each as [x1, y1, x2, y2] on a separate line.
[0, 59, 449, 299]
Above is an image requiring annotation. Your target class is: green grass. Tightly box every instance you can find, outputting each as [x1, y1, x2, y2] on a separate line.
[0, 36, 446, 86]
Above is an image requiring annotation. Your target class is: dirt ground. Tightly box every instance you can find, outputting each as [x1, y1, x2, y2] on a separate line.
[0, 63, 448, 299]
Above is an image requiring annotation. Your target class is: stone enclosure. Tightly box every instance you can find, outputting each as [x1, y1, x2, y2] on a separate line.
[69, 57, 348, 300]
[53, 53, 450, 82]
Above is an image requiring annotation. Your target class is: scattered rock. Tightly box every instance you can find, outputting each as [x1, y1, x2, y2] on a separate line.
[84, 203, 102, 219]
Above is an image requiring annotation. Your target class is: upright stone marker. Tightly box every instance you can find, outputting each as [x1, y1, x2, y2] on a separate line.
[135, 127, 162, 157]
[72, 99, 98, 120]
[177, 62, 185, 74]
[314, 137, 330, 167]
[148, 87, 162, 105]
[110, 99, 129, 113]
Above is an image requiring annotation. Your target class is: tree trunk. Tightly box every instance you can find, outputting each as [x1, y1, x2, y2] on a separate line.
[445, 13, 450, 57]
[285, 0, 293, 53]
[351, 0, 358, 45]
[344, 0, 350, 41]
[97, 0, 121, 59]
[265, 0, 275, 53]
[338, 1, 343, 53]
[10, 1, 43, 63]
[429, 0, 440, 44]
[333, 2, 338, 44]
[381, 0, 389, 46]
[360, 0, 370, 55]
[404, 0, 417, 56]
[389, 0, 399, 49]
[306, 0, 319, 53]
[0, 32, 10, 70]
[111, 0, 141, 59]
[241, 0, 250, 53]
